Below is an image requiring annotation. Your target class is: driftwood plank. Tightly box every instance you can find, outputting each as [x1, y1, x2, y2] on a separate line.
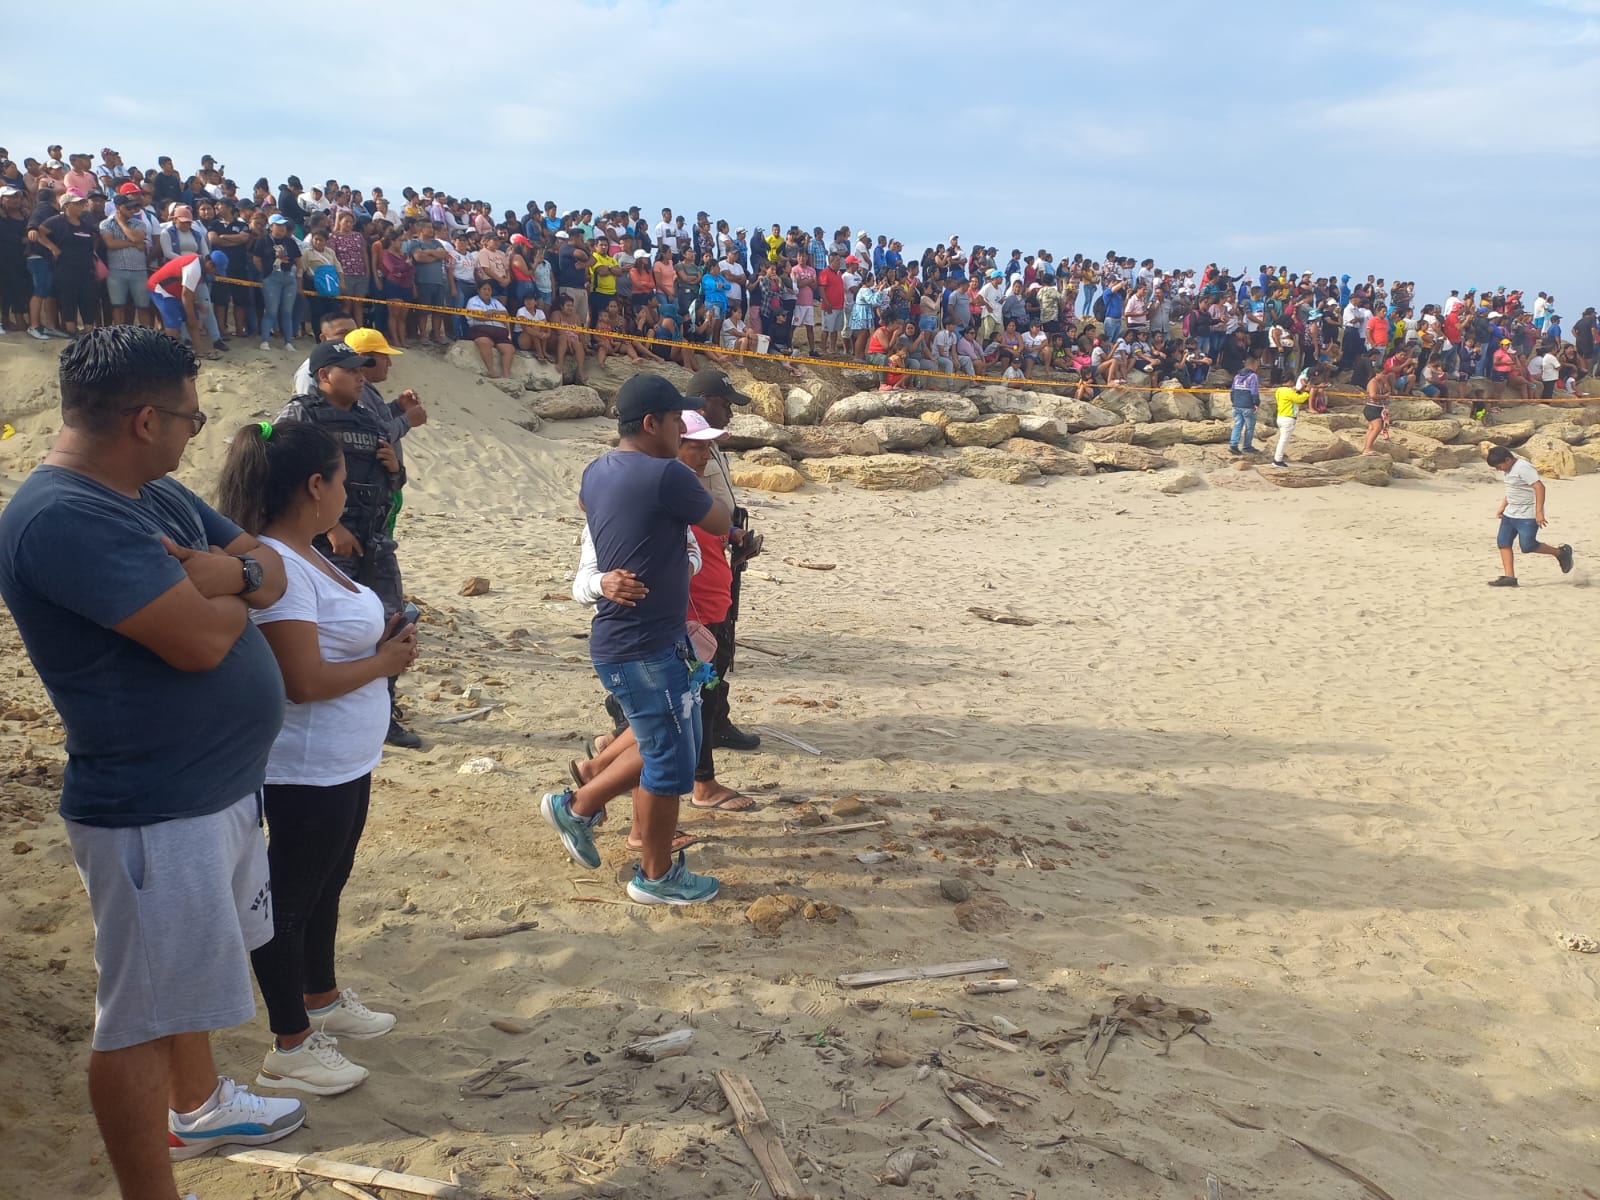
[837, 958, 1010, 989]
[225, 1150, 462, 1198]
[752, 726, 824, 756]
[624, 1029, 694, 1062]
[714, 1071, 808, 1200]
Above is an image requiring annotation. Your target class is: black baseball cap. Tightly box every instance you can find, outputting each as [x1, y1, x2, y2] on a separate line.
[616, 373, 704, 422]
[685, 367, 752, 406]
[309, 341, 375, 374]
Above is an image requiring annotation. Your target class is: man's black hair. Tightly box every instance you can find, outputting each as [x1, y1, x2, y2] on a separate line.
[617, 417, 646, 438]
[59, 326, 198, 434]
[1486, 446, 1513, 467]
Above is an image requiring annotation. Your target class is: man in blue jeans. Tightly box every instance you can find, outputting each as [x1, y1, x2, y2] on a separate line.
[1229, 355, 1261, 455]
[541, 373, 733, 904]
[1485, 446, 1573, 586]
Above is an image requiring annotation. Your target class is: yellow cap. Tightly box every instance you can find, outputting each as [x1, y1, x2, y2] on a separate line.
[345, 328, 402, 356]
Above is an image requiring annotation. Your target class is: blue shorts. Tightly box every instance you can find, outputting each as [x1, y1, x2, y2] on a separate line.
[1497, 516, 1540, 552]
[593, 643, 702, 796]
[151, 290, 187, 330]
[415, 281, 448, 308]
[26, 256, 52, 298]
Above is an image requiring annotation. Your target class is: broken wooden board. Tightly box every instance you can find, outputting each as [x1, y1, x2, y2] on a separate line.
[837, 957, 1010, 989]
[623, 1029, 694, 1062]
[225, 1150, 462, 1198]
[714, 1070, 808, 1200]
[967, 606, 1037, 626]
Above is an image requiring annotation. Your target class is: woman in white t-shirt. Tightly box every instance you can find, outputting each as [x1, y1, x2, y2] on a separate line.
[465, 280, 515, 378]
[216, 421, 418, 1097]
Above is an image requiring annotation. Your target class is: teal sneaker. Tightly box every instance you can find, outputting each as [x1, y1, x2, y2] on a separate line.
[626, 850, 720, 905]
[539, 790, 601, 868]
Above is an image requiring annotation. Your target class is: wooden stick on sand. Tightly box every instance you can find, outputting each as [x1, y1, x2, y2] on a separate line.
[714, 1071, 808, 1200]
[225, 1150, 463, 1198]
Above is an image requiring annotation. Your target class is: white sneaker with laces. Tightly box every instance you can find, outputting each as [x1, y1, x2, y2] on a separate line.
[260, 339, 271, 350]
[283, 341, 296, 351]
[167, 1077, 305, 1160]
[256, 1030, 369, 1096]
[310, 988, 396, 1038]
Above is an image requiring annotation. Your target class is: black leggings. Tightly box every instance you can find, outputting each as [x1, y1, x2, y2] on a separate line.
[249, 774, 371, 1036]
[694, 617, 737, 783]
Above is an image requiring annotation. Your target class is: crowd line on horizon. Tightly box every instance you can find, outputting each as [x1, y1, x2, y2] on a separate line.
[3, 143, 1597, 404]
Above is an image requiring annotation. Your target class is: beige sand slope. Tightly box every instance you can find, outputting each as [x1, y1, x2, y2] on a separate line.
[1, 336, 1598, 1200]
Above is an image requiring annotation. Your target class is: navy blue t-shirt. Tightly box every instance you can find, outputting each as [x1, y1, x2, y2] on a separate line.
[579, 450, 713, 663]
[0, 467, 285, 827]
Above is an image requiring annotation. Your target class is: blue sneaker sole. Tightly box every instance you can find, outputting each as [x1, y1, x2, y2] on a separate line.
[626, 877, 721, 905]
[539, 792, 601, 869]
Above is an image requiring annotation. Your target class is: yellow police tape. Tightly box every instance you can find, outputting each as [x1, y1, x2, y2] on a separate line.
[212, 276, 1594, 409]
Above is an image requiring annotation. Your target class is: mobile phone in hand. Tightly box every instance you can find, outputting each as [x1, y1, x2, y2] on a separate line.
[383, 603, 421, 642]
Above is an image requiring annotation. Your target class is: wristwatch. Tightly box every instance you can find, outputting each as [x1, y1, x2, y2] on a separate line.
[237, 555, 264, 595]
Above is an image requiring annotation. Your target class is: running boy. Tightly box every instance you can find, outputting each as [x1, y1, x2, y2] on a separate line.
[1485, 446, 1573, 587]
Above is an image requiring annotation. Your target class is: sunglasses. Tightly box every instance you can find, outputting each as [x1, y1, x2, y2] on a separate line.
[122, 404, 207, 434]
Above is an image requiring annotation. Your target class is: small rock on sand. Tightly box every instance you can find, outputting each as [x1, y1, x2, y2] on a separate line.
[939, 878, 971, 903]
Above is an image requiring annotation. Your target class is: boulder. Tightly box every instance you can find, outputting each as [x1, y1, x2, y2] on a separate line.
[723, 412, 794, 451]
[1205, 391, 1238, 421]
[785, 387, 830, 426]
[1152, 468, 1204, 494]
[788, 423, 883, 459]
[1534, 421, 1586, 444]
[796, 453, 945, 491]
[944, 414, 1021, 448]
[1386, 398, 1445, 421]
[1393, 418, 1462, 442]
[531, 385, 605, 420]
[740, 381, 788, 426]
[825, 390, 978, 424]
[1573, 446, 1600, 474]
[1489, 403, 1585, 428]
[1283, 422, 1357, 464]
[1078, 422, 1136, 444]
[583, 358, 693, 404]
[862, 416, 942, 451]
[791, 371, 854, 413]
[1522, 433, 1595, 479]
[1148, 388, 1207, 421]
[951, 446, 1043, 484]
[1257, 464, 1343, 488]
[1318, 454, 1393, 486]
[1379, 428, 1478, 471]
[1033, 396, 1121, 432]
[730, 464, 806, 493]
[447, 342, 562, 391]
[1015, 415, 1070, 444]
[488, 377, 524, 396]
[920, 410, 950, 432]
[1131, 420, 1231, 448]
[969, 385, 1045, 416]
[1296, 411, 1364, 433]
[1082, 443, 1171, 472]
[1477, 420, 1535, 447]
[998, 437, 1095, 476]
[1095, 387, 1153, 424]
[1165, 443, 1242, 471]
[741, 446, 794, 467]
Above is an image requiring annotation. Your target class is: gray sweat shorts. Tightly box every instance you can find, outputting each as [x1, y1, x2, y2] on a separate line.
[67, 793, 272, 1051]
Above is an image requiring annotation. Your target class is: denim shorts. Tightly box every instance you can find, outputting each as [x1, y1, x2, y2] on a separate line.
[415, 281, 448, 307]
[26, 256, 52, 298]
[107, 267, 152, 308]
[593, 642, 702, 796]
[1497, 516, 1540, 552]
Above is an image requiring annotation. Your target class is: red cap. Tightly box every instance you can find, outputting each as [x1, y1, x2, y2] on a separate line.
[117, 181, 143, 196]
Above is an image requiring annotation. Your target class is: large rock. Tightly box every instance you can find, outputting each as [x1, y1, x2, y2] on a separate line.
[999, 437, 1095, 476]
[1319, 454, 1393, 486]
[1379, 428, 1478, 471]
[790, 371, 853, 413]
[1257, 464, 1343, 488]
[532, 385, 605, 420]
[1082, 443, 1171, 472]
[1490, 403, 1595, 428]
[1131, 420, 1230, 447]
[1015, 415, 1069, 444]
[796, 453, 944, 491]
[825, 390, 979, 424]
[951, 447, 1042, 484]
[740, 381, 788, 426]
[1077, 422, 1136, 445]
[944, 414, 1021, 448]
[1298, 412, 1365, 433]
[741, 446, 793, 467]
[1148, 388, 1206, 421]
[1477, 420, 1535, 447]
[446, 342, 562, 390]
[1283, 422, 1357, 464]
[1205, 392, 1238, 421]
[1522, 433, 1595, 479]
[862, 416, 941, 451]
[723, 412, 794, 451]
[969, 385, 1044, 416]
[785, 387, 829, 426]
[1393, 418, 1462, 442]
[787, 423, 883, 459]
[1152, 468, 1204, 494]
[730, 464, 805, 493]
[1033, 396, 1121, 432]
[1386, 398, 1445, 421]
[584, 358, 693, 404]
[1095, 387, 1153, 424]
[1534, 422, 1586, 444]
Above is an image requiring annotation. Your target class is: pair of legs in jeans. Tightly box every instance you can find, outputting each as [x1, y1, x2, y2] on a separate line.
[1230, 405, 1258, 452]
[261, 270, 298, 345]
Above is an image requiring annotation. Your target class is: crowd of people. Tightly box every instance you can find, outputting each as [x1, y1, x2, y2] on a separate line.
[4, 145, 1596, 406]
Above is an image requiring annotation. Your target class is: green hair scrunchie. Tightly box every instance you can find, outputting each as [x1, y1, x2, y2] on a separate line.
[258, 421, 274, 439]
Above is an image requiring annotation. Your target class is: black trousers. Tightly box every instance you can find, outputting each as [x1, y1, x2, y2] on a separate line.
[250, 774, 371, 1035]
[694, 616, 737, 782]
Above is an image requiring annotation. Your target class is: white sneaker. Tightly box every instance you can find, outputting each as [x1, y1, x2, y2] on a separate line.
[28, 327, 49, 341]
[256, 1030, 369, 1096]
[310, 988, 396, 1039]
[260, 339, 271, 350]
[167, 1077, 305, 1160]
[283, 341, 296, 351]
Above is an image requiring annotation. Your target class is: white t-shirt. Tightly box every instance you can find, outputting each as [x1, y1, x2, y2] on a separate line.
[721, 261, 745, 301]
[653, 221, 677, 251]
[1502, 458, 1541, 519]
[1539, 352, 1560, 382]
[252, 537, 389, 787]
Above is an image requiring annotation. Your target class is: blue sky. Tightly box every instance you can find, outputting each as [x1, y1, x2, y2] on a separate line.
[9, 0, 1597, 314]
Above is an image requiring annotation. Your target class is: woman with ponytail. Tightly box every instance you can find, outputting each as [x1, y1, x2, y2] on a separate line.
[216, 421, 418, 1096]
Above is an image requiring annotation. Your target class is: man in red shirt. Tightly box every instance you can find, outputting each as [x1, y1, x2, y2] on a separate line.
[148, 251, 222, 358]
[817, 252, 847, 356]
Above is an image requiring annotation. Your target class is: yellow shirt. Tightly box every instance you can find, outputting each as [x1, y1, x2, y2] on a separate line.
[589, 252, 618, 295]
[1275, 385, 1310, 418]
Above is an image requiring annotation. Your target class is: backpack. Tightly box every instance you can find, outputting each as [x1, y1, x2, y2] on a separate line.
[1309, 388, 1329, 413]
[312, 264, 342, 296]
[1093, 296, 1106, 320]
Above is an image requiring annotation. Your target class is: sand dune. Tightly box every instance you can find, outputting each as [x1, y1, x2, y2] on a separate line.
[1, 336, 1598, 1199]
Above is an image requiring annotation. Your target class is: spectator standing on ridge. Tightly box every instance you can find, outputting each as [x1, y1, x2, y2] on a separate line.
[0, 328, 306, 1190]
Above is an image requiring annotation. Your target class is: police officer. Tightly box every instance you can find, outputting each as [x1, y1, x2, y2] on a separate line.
[277, 340, 421, 748]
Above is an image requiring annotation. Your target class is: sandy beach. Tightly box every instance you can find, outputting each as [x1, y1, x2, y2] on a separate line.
[2, 338, 1598, 1200]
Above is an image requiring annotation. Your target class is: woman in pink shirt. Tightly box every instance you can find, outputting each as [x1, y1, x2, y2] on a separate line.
[652, 248, 677, 305]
